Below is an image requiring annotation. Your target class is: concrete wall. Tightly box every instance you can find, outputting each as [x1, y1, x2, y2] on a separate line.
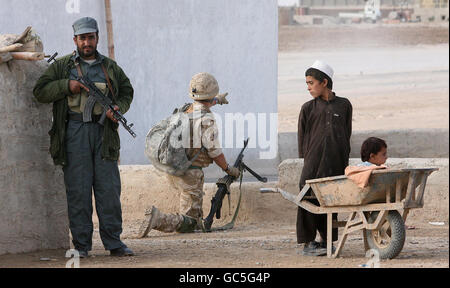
[279, 129, 449, 161]
[0, 0, 279, 172]
[0, 61, 68, 255]
[278, 158, 449, 223]
[113, 166, 294, 231]
[103, 160, 448, 238]
[102, 165, 297, 237]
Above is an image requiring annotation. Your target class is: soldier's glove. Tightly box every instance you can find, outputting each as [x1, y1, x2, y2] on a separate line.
[215, 93, 229, 105]
[225, 165, 240, 178]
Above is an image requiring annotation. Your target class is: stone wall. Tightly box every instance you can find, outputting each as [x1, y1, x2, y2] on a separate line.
[0, 60, 68, 255]
[278, 129, 449, 162]
[99, 165, 297, 237]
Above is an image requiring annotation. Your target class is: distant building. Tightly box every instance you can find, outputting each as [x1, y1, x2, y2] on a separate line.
[414, 0, 449, 22]
[279, 0, 448, 23]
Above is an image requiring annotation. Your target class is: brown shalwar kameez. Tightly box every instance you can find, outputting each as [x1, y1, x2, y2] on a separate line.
[296, 92, 352, 243]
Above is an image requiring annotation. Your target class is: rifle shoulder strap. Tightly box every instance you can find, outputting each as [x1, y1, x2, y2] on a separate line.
[189, 147, 207, 163]
[74, 59, 83, 77]
[101, 63, 116, 99]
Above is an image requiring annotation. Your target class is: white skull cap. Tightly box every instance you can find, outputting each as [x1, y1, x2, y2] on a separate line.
[310, 60, 334, 80]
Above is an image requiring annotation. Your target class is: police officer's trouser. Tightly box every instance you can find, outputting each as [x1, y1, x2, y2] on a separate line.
[152, 168, 205, 232]
[63, 118, 124, 251]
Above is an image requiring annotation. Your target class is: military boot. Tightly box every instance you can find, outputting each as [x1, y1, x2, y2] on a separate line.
[137, 206, 161, 238]
[176, 215, 198, 233]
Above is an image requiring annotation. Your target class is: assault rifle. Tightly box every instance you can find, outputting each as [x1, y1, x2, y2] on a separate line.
[75, 75, 137, 138]
[203, 138, 267, 232]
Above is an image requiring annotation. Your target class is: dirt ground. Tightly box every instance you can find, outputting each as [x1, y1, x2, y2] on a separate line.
[278, 23, 449, 132]
[1, 23, 448, 268]
[278, 23, 449, 52]
[0, 222, 447, 268]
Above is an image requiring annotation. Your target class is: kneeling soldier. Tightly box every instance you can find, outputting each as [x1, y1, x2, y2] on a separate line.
[138, 73, 240, 236]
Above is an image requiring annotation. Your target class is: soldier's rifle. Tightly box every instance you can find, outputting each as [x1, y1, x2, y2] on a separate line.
[203, 138, 267, 232]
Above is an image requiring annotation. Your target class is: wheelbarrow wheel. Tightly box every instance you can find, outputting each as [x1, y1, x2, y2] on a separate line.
[365, 210, 406, 259]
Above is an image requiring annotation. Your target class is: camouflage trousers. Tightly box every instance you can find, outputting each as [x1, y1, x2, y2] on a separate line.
[152, 169, 205, 232]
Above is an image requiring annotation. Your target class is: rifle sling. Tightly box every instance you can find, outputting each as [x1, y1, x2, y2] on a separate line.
[101, 63, 116, 99]
[189, 147, 206, 164]
[75, 60, 83, 77]
[209, 172, 243, 232]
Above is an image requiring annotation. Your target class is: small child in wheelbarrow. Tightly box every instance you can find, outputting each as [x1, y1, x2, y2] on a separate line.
[359, 137, 388, 167]
[346, 138, 416, 231]
[345, 137, 388, 188]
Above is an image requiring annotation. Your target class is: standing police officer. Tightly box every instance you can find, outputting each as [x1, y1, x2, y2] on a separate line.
[33, 17, 134, 257]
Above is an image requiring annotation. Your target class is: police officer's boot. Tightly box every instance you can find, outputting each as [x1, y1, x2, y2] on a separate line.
[137, 206, 161, 238]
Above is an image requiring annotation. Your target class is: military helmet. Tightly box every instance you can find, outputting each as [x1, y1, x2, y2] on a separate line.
[189, 72, 219, 101]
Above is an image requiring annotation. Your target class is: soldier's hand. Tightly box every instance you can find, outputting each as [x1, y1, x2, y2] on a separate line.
[226, 166, 240, 178]
[69, 80, 89, 94]
[215, 93, 229, 105]
[106, 105, 119, 123]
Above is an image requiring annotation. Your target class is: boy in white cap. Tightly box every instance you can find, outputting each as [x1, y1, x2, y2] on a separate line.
[297, 60, 353, 256]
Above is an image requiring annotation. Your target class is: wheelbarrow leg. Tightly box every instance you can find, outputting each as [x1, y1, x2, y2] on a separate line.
[327, 213, 333, 258]
[363, 229, 369, 251]
[362, 212, 370, 251]
[333, 212, 357, 258]
[402, 208, 410, 222]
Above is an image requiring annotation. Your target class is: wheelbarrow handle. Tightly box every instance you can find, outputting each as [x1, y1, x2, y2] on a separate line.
[259, 188, 279, 193]
[260, 187, 303, 205]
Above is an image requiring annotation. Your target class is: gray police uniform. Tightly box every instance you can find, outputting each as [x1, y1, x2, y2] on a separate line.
[64, 50, 125, 252]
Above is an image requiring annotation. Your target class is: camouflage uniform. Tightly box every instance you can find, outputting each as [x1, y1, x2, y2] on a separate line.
[142, 101, 222, 233]
[138, 73, 228, 237]
[148, 169, 204, 233]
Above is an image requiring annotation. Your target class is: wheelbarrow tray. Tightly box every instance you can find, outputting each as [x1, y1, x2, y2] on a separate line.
[260, 167, 438, 259]
[305, 168, 437, 207]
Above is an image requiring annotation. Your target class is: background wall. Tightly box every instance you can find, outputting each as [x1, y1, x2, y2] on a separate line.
[0, 0, 279, 176]
[0, 0, 278, 254]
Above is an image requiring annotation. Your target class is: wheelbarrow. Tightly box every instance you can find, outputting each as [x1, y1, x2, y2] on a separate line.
[261, 168, 438, 259]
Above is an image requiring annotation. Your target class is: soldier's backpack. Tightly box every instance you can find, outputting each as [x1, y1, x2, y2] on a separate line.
[145, 103, 204, 176]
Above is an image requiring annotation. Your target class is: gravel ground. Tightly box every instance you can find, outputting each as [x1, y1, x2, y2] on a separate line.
[278, 23, 449, 52]
[0, 222, 447, 268]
